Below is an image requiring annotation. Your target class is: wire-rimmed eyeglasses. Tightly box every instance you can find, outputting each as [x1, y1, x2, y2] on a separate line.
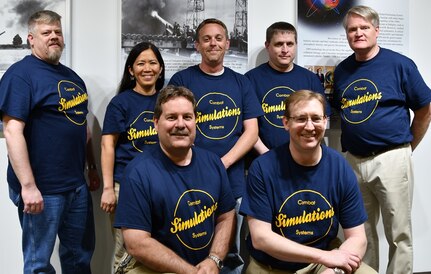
[288, 115, 326, 125]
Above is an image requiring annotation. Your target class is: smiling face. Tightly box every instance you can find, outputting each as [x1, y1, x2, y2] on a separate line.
[28, 21, 64, 64]
[195, 23, 229, 71]
[345, 13, 379, 59]
[129, 48, 163, 94]
[283, 98, 327, 153]
[266, 31, 297, 72]
[154, 96, 196, 157]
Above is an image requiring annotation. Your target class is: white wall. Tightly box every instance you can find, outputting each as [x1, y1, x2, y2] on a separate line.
[1, 0, 429, 273]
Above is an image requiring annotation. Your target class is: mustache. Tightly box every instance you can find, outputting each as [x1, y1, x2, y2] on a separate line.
[170, 130, 189, 136]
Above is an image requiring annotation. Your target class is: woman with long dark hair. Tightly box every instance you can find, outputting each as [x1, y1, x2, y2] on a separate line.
[100, 41, 165, 271]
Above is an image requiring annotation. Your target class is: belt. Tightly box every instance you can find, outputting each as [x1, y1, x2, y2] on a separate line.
[351, 143, 409, 158]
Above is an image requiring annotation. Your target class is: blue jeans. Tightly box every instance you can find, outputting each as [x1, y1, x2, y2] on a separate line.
[10, 184, 95, 274]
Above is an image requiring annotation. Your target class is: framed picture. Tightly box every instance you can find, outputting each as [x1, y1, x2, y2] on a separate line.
[120, 0, 249, 81]
[0, 0, 71, 78]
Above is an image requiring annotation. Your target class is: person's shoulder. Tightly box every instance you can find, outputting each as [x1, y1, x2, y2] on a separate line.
[337, 53, 356, 65]
[174, 64, 199, 75]
[170, 65, 200, 83]
[127, 146, 160, 170]
[223, 67, 252, 84]
[224, 66, 245, 76]
[379, 47, 413, 64]
[293, 64, 316, 74]
[3, 55, 33, 73]
[1, 56, 45, 84]
[107, 89, 133, 105]
[321, 145, 348, 163]
[334, 53, 356, 73]
[245, 62, 267, 76]
[192, 146, 222, 162]
[253, 143, 287, 166]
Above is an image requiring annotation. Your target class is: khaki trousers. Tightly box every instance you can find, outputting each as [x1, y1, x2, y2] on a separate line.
[246, 256, 377, 274]
[346, 144, 413, 274]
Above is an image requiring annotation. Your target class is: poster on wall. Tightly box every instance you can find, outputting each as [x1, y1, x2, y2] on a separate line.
[0, 0, 71, 78]
[121, 0, 248, 81]
[296, 0, 409, 99]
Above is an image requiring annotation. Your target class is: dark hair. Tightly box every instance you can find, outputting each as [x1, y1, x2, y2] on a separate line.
[195, 18, 229, 41]
[266, 21, 297, 43]
[118, 42, 165, 93]
[283, 90, 326, 118]
[28, 10, 62, 33]
[154, 85, 196, 119]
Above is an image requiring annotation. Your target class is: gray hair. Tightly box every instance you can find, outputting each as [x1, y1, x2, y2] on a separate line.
[28, 10, 62, 33]
[342, 5, 379, 30]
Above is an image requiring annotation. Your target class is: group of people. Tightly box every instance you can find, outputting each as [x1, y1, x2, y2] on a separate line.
[0, 5, 430, 274]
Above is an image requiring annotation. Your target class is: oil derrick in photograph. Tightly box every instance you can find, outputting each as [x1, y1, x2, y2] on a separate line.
[186, 0, 205, 30]
[231, 0, 247, 53]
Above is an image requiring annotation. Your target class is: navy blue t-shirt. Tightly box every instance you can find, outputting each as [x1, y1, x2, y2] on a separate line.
[0, 55, 88, 194]
[245, 63, 328, 149]
[102, 89, 158, 183]
[240, 143, 367, 271]
[169, 65, 263, 198]
[333, 48, 431, 155]
[114, 146, 236, 265]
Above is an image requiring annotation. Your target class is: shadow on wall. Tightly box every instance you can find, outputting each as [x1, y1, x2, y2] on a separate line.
[87, 108, 115, 273]
[255, 48, 268, 67]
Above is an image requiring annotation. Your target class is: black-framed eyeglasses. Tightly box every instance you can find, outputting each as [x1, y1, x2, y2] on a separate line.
[288, 115, 326, 125]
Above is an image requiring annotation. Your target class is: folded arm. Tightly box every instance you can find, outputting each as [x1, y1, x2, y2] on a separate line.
[247, 217, 362, 273]
[123, 228, 198, 274]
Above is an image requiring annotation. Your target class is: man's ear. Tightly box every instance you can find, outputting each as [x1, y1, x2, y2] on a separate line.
[27, 33, 34, 47]
[282, 116, 290, 132]
[153, 117, 159, 131]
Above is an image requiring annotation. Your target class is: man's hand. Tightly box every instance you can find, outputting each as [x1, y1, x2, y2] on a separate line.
[21, 184, 44, 214]
[320, 249, 361, 274]
[196, 257, 219, 274]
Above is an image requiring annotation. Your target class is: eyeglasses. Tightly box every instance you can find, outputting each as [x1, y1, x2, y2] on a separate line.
[288, 115, 326, 125]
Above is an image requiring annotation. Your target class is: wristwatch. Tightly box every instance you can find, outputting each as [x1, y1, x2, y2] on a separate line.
[207, 254, 223, 269]
[333, 267, 345, 274]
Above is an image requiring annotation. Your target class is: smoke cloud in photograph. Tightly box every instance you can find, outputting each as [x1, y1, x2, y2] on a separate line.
[0, 0, 66, 44]
[122, 0, 186, 35]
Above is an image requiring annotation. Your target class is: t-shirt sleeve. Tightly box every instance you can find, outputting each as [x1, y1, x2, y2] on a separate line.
[240, 160, 273, 223]
[114, 160, 153, 231]
[102, 99, 126, 134]
[241, 78, 264, 120]
[0, 72, 32, 121]
[403, 59, 431, 110]
[168, 71, 184, 86]
[216, 158, 237, 215]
